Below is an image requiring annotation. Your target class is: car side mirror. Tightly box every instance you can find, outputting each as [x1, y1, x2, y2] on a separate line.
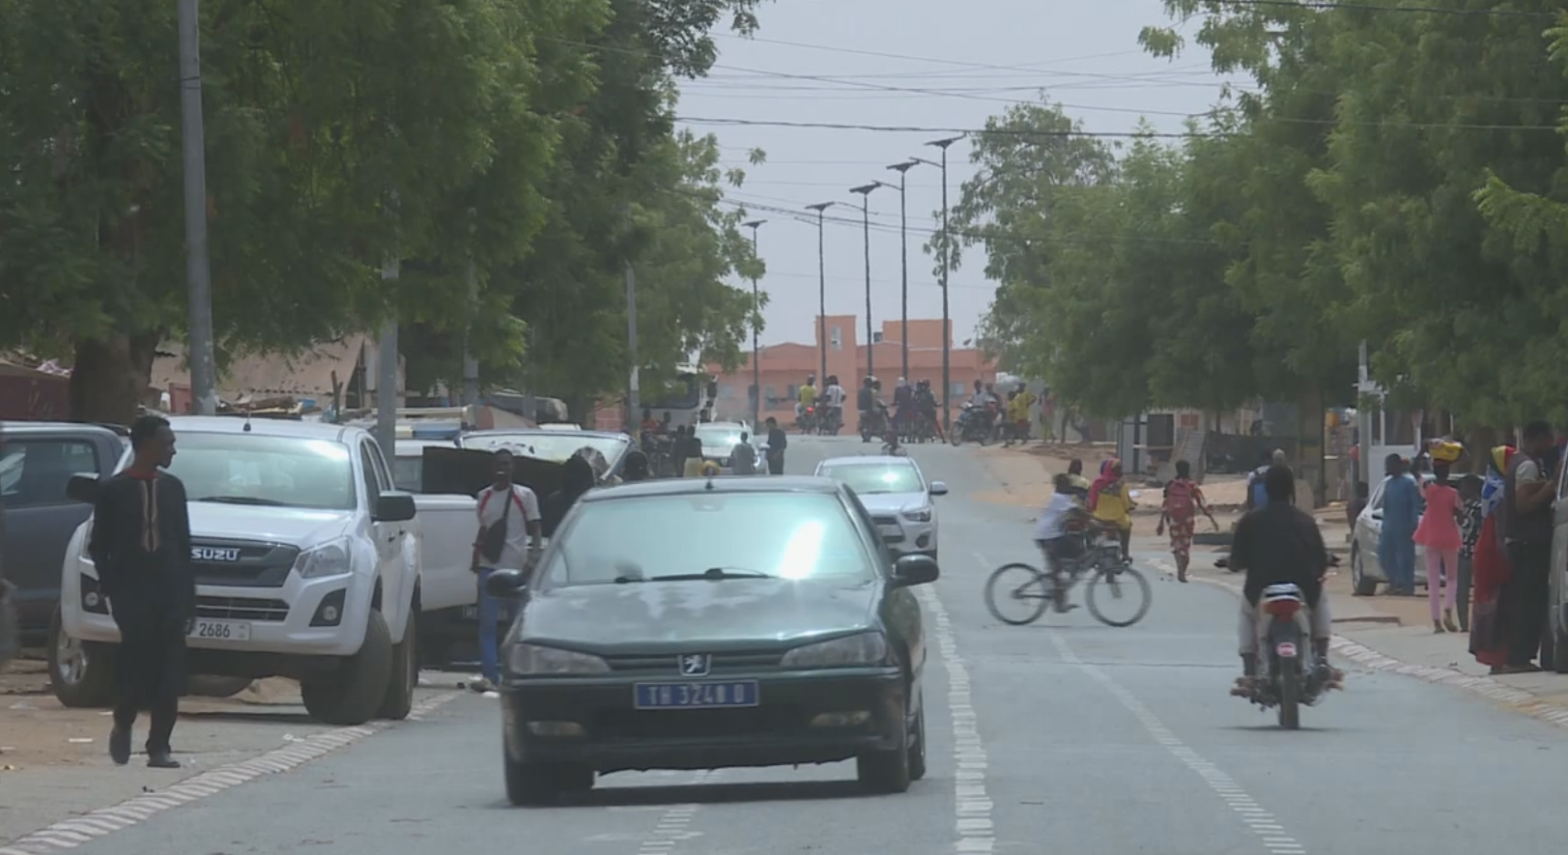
[373, 491, 417, 522]
[929, 481, 948, 496]
[485, 568, 529, 599]
[66, 474, 100, 504]
[892, 553, 940, 587]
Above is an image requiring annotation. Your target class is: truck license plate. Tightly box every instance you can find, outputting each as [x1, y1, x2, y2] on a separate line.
[189, 619, 251, 642]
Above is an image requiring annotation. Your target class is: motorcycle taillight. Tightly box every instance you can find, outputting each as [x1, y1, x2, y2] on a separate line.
[1263, 599, 1302, 618]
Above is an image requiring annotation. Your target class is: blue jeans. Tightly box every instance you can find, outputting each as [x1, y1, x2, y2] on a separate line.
[476, 568, 503, 683]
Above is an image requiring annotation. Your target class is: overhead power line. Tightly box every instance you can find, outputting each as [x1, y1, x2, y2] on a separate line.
[1213, 0, 1557, 15]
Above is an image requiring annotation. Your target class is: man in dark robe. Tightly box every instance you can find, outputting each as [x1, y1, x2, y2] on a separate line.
[90, 415, 195, 768]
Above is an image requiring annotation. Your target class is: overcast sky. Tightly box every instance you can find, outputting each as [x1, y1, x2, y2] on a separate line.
[676, 0, 1240, 348]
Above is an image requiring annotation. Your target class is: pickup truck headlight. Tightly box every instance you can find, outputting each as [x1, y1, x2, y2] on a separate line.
[901, 507, 933, 523]
[781, 632, 889, 668]
[292, 539, 353, 580]
[507, 644, 610, 675]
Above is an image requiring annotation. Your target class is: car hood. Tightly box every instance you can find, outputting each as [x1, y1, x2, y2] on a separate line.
[187, 502, 355, 546]
[522, 577, 880, 651]
[854, 491, 931, 516]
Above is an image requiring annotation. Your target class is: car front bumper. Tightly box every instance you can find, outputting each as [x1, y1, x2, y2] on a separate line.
[501, 667, 906, 773]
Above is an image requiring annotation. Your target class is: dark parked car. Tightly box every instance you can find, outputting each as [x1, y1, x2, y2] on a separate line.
[0, 422, 126, 645]
[485, 475, 938, 805]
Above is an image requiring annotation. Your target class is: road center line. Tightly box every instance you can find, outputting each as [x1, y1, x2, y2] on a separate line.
[634, 770, 716, 855]
[916, 586, 994, 855]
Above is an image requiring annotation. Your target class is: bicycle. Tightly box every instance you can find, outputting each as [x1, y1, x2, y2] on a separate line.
[983, 526, 1153, 628]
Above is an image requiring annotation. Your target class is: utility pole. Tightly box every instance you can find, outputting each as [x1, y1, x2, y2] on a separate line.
[625, 204, 639, 428]
[743, 219, 766, 429]
[850, 183, 883, 381]
[177, 0, 218, 416]
[461, 255, 480, 408]
[887, 160, 917, 381]
[923, 136, 963, 432]
[375, 192, 400, 458]
[806, 202, 834, 385]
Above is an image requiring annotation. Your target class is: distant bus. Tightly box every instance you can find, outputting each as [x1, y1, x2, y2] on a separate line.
[641, 363, 717, 427]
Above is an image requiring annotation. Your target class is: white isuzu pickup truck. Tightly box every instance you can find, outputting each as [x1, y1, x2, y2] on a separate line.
[55, 416, 443, 725]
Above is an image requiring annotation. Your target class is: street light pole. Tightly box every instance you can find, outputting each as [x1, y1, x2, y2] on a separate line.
[887, 160, 917, 382]
[805, 203, 835, 386]
[743, 220, 766, 429]
[924, 136, 964, 433]
[849, 183, 883, 381]
[177, 0, 218, 416]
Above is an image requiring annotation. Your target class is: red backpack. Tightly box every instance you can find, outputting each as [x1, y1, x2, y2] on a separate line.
[1165, 478, 1197, 518]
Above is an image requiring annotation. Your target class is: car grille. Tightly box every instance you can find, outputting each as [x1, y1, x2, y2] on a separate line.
[190, 539, 302, 589]
[593, 706, 802, 740]
[195, 595, 289, 622]
[603, 651, 785, 675]
[871, 515, 905, 544]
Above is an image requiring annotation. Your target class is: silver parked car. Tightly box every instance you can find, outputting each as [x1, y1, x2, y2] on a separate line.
[1349, 473, 1433, 596]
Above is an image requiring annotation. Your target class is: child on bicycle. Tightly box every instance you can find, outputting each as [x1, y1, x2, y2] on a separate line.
[1035, 473, 1091, 611]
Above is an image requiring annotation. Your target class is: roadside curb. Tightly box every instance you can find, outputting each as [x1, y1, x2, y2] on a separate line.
[0, 691, 460, 855]
[1143, 558, 1568, 730]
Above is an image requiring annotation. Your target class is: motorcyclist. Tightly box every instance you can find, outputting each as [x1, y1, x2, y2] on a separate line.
[914, 380, 942, 440]
[796, 375, 818, 423]
[857, 377, 877, 437]
[1229, 464, 1335, 683]
[893, 377, 914, 436]
[820, 375, 847, 430]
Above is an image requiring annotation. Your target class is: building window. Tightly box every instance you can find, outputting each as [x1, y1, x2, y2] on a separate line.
[763, 385, 776, 406]
[786, 384, 797, 402]
[830, 326, 842, 351]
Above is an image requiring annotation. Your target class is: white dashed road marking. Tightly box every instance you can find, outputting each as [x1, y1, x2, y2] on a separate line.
[633, 770, 717, 854]
[0, 692, 458, 855]
[917, 586, 994, 855]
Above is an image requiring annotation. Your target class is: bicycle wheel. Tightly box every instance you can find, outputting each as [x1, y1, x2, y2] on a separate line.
[984, 563, 1053, 626]
[1085, 564, 1152, 628]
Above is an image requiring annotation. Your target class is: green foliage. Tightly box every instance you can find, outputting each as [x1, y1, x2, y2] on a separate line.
[959, 1, 1568, 426]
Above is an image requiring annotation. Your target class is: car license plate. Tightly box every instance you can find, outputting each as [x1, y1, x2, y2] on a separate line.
[878, 524, 902, 537]
[189, 619, 250, 642]
[462, 605, 478, 620]
[633, 681, 759, 710]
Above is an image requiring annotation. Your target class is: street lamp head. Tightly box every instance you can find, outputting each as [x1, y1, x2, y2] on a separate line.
[743, 219, 766, 229]
[849, 183, 879, 195]
[886, 159, 918, 174]
[925, 135, 965, 150]
[805, 202, 834, 212]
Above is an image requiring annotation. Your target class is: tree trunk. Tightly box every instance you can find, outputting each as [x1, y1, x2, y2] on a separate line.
[69, 332, 160, 425]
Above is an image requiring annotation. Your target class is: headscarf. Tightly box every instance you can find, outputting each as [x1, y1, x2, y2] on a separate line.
[1088, 458, 1120, 510]
[561, 454, 597, 499]
[622, 450, 650, 482]
[1481, 445, 1514, 518]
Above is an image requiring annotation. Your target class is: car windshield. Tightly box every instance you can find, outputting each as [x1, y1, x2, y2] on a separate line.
[818, 461, 924, 495]
[542, 492, 876, 586]
[464, 432, 628, 478]
[165, 433, 356, 510]
[694, 425, 745, 449]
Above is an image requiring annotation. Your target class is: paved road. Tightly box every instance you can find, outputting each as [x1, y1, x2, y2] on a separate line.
[26, 436, 1567, 855]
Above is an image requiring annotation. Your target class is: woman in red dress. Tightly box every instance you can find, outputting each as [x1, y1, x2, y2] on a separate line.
[1469, 446, 1514, 672]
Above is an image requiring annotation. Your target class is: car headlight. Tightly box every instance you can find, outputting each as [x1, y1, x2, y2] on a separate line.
[901, 507, 933, 523]
[507, 644, 610, 675]
[292, 539, 353, 580]
[781, 632, 889, 668]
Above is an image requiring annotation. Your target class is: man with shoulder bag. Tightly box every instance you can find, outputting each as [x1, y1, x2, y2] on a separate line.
[471, 449, 542, 693]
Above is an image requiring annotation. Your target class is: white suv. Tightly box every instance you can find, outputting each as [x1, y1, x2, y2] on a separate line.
[54, 417, 422, 725]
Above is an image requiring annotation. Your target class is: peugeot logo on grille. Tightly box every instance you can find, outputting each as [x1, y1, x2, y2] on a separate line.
[678, 654, 711, 677]
[191, 546, 241, 563]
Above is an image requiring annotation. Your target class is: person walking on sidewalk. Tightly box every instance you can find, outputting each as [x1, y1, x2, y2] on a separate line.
[1456, 474, 1483, 632]
[1377, 453, 1421, 596]
[1414, 459, 1463, 633]
[1470, 446, 1515, 671]
[1501, 422, 1557, 672]
[1157, 460, 1219, 583]
[92, 416, 195, 769]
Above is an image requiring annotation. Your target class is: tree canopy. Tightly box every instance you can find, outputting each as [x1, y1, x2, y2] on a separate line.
[954, 1, 1568, 428]
[0, 0, 766, 422]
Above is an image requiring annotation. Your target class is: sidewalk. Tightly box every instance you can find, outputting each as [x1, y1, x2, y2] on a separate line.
[975, 442, 1568, 730]
[1, 659, 460, 847]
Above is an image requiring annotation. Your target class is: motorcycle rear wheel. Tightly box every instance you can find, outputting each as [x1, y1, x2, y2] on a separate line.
[1277, 659, 1301, 730]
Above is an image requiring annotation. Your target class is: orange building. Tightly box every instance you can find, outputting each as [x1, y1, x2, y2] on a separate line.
[708, 315, 996, 433]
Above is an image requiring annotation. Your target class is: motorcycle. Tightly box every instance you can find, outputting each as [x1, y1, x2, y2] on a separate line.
[950, 401, 997, 446]
[860, 401, 888, 443]
[817, 405, 843, 436]
[797, 406, 818, 435]
[1232, 582, 1342, 729]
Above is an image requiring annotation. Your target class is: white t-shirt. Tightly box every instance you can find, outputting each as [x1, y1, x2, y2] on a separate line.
[476, 484, 541, 571]
[1033, 492, 1078, 541]
[822, 384, 847, 407]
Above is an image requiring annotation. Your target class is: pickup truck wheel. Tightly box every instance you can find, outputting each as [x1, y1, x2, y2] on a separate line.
[48, 606, 116, 708]
[301, 609, 394, 726]
[377, 610, 418, 720]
